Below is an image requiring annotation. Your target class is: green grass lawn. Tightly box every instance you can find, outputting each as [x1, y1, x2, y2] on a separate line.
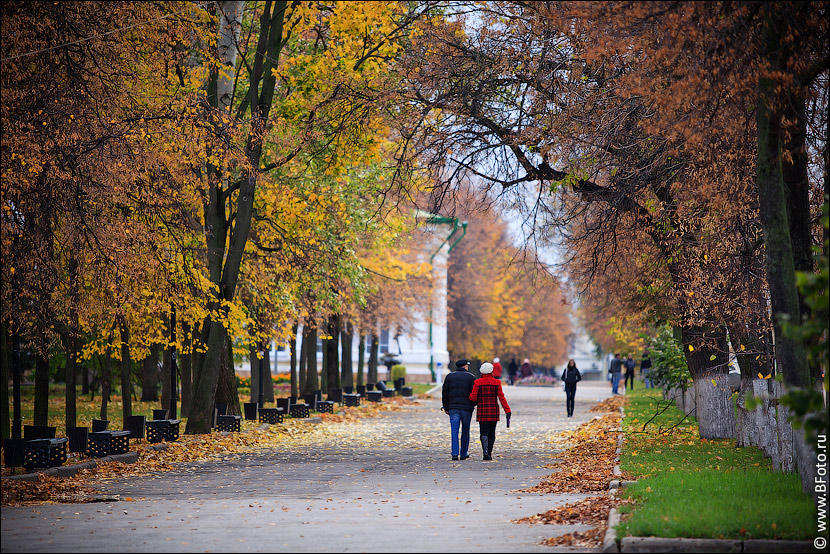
[618, 387, 817, 541]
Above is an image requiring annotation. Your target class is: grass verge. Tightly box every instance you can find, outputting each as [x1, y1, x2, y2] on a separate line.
[618, 386, 816, 541]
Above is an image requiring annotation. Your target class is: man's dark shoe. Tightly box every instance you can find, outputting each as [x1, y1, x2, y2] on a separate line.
[483, 455, 492, 460]
[452, 455, 459, 460]
[460, 455, 469, 460]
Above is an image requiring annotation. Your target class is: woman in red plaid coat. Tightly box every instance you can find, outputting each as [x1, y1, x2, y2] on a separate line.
[469, 362, 511, 460]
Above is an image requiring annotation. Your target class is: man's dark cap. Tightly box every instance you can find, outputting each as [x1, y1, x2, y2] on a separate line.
[455, 359, 470, 368]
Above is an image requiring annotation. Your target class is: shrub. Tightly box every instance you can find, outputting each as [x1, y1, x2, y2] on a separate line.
[391, 364, 406, 381]
[647, 325, 691, 391]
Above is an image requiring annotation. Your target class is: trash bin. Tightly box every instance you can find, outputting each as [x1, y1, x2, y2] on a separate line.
[124, 416, 146, 439]
[243, 402, 258, 421]
[67, 426, 89, 454]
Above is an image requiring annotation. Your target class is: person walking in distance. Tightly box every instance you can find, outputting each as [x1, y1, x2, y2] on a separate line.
[469, 362, 511, 460]
[609, 353, 623, 395]
[507, 357, 518, 385]
[640, 348, 653, 389]
[561, 359, 582, 417]
[520, 358, 533, 380]
[623, 354, 636, 391]
[441, 359, 476, 460]
[492, 357, 503, 380]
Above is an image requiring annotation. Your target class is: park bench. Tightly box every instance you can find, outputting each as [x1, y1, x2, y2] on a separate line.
[366, 390, 382, 402]
[258, 407, 284, 424]
[87, 430, 131, 457]
[23, 437, 68, 471]
[343, 393, 360, 407]
[315, 400, 334, 414]
[216, 414, 242, 432]
[146, 419, 181, 443]
[289, 403, 310, 418]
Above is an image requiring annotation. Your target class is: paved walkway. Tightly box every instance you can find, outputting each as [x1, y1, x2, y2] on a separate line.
[1, 381, 616, 553]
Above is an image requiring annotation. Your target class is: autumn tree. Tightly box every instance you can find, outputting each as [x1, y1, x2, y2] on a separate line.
[445, 185, 571, 369]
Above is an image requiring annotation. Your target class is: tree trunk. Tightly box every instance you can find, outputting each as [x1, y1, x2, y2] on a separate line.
[341, 320, 354, 388]
[34, 345, 50, 427]
[141, 344, 160, 401]
[1, 320, 9, 440]
[161, 313, 172, 413]
[326, 313, 340, 393]
[321, 333, 328, 394]
[188, 0, 287, 434]
[682, 325, 735, 439]
[180, 321, 192, 417]
[215, 336, 241, 416]
[99, 346, 112, 422]
[752, 379, 776, 459]
[61, 327, 78, 433]
[729, 325, 769, 448]
[265, 345, 274, 402]
[368, 332, 379, 384]
[298, 324, 307, 395]
[250, 344, 261, 403]
[81, 362, 90, 395]
[357, 332, 365, 386]
[303, 323, 318, 394]
[772, 381, 795, 472]
[289, 321, 298, 399]
[120, 320, 132, 424]
[757, 4, 817, 499]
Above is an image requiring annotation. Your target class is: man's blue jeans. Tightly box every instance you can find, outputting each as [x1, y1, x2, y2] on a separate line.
[611, 373, 621, 394]
[449, 409, 473, 457]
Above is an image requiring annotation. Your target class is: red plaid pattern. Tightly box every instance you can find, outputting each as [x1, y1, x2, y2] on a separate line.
[469, 375, 511, 421]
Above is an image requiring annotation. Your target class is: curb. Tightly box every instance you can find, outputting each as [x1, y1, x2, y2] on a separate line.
[2, 452, 140, 482]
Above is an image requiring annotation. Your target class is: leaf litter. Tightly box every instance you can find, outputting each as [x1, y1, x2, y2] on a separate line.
[512, 396, 629, 549]
[1, 397, 410, 507]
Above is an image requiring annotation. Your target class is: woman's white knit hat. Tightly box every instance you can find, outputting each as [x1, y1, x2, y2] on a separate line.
[480, 362, 494, 374]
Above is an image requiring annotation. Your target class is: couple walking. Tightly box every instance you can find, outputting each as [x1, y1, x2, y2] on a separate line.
[441, 359, 511, 460]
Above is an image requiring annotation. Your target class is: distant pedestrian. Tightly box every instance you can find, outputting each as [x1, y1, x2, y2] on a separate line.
[441, 359, 476, 460]
[469, 362, 511, 460]
[609, 353, 623, 395]
[507, 358, 518, 385]
[624, 354, 636, 391]
[561, 359, 582, 417]
[492, 357, 503, 380]
[520, 358, 533, 379]
[640, 349, 653, 388]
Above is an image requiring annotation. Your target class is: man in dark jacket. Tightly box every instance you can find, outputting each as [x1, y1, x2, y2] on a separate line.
[507, 358, 519, 385]
[442, 359, 476, 460]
